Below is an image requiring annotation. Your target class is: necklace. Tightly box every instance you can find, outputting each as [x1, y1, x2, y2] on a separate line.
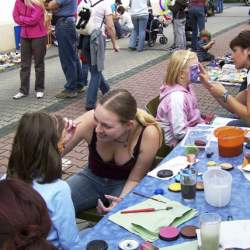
[114, 131, 130, 147]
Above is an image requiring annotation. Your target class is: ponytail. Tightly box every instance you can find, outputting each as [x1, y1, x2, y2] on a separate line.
[127, 109, 162, 155]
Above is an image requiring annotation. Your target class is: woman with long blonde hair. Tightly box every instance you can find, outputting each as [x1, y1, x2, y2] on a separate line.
[13, 0, 47, 99]
[65, 89, 162, 214]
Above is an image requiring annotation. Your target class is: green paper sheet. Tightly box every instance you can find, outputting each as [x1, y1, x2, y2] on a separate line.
[160, 240, 198, 250]
[109, 195, 198, 242]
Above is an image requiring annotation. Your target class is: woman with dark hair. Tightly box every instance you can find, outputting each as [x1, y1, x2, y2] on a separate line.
[7, 112, 84, 250]
[65, 89, 162, 214]
[199, 30, 250, 127]
[0, 179, 56, 250]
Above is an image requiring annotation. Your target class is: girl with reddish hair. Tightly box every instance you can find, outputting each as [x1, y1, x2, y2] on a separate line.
[0, 179, 56, 250]
[7, 112, 84, 250]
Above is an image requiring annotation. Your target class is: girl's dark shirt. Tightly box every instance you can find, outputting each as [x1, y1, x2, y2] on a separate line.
[88, 128, 145, 180]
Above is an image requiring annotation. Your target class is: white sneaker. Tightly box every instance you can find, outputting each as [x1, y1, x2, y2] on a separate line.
[36, 92, 44, 99]
[13, 92, 26, 99]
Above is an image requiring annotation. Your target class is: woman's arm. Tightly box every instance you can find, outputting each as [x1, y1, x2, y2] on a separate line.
[200, 64, 250, 122]
[63, 111, 95, 156]
[13, 1, 24, 25]
[19, 6, 44, 26]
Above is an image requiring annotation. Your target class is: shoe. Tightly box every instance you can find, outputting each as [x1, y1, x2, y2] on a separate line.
[77, 85, 87, 93]
[128, 47, 136, 51]
[36, 92, 44, 99]
[13, 92, 26, 99]
[124, 32, 131, 38]
[55, 90, 78, 99]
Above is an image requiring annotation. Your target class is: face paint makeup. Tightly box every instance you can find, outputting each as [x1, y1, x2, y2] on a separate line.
[189, 64, 200, 83]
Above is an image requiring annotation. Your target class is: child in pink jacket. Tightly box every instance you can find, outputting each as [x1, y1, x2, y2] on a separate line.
[156, 50, 204, 146]
[13, 0, 47, 99]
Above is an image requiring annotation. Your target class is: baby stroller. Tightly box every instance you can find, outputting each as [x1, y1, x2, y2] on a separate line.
[145, 12, 168, 47]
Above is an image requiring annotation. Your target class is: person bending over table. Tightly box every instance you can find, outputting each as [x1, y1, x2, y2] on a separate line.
[65, 89, 162, 214]
[199, 30, 250, 127]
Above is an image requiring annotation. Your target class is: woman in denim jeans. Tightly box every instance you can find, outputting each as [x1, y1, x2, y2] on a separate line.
[65, 89, 162, 214]
[128, 0, 149, 52]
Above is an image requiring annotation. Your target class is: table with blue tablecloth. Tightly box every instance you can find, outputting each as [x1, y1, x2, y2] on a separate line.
[82, 126, 250, 249]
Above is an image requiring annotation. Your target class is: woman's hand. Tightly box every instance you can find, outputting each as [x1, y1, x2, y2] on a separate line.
[96, 195, 122, 214]
[64, 118, 78, 144]
[199, 63, 211, 89]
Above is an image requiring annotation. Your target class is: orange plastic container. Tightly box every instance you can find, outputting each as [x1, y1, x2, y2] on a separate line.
[214, 126, 246, 157]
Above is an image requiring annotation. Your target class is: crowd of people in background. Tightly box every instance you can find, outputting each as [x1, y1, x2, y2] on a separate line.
[11, 0, 224, 101]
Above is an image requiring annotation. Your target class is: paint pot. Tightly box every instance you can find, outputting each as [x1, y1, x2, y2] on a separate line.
[168, 182, 181, 192]
[86, 240, 108, 250]
[154, 188, 165, 195]
[159, 226, 180, 241]
[139, 241, 159, 250]
[220, 163, 234, 171]
[118, 239, 140, 250]
[157, 169, 173, 178]
[196, 181, 204, 191]
[180, 225, 198, 239]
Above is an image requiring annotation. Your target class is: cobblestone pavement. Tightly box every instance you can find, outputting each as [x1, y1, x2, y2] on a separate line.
[0, 5, 249, 178]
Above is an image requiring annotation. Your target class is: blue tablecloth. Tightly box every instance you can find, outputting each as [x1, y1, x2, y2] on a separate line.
[82, 133, 250, 249]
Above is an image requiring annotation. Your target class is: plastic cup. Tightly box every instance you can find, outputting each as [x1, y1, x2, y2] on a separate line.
[203, 169, 232, 207]
[214, 126, 245, 157]
[200, 213, 221, 250]
[180, 167, 197, 202]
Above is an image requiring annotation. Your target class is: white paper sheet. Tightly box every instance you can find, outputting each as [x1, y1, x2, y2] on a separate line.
[211, 117, 237, 127]
[147, 156, 191, 180]
[197, 220, 250, 249]
[238, 165, 250, 182]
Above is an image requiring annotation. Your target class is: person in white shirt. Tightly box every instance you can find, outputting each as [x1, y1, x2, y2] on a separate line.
[78, 0, 119, 110]
[117, 5, 134, 37]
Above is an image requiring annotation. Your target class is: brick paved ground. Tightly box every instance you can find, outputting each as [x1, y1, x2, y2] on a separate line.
[0, 22, 249, 178]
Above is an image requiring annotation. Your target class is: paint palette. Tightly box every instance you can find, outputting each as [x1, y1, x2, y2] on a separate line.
[181, 128, 212, 149]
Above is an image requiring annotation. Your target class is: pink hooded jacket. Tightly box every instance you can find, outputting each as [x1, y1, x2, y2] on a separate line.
[156, 84, 204, 146]
[13, 0, 47, 39]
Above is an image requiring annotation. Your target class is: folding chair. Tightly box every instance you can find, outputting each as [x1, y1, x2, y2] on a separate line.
[145, 96, 173, 169]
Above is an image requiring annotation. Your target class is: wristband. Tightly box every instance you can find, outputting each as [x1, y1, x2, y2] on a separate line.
[222, 91, 230, 103]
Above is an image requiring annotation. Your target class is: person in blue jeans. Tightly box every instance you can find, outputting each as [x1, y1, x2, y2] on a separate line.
[188, 0, 206, 51]
[76, 0, 119, 110]
[46, 0, 85, 99]
[129, 0, 149, 52]
[216, 0, 223, 13]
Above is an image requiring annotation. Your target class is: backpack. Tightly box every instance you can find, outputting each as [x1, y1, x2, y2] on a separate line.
[76, 0, 104, 35]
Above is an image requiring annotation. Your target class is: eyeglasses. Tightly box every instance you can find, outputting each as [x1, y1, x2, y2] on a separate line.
[182, 50, 192, 68]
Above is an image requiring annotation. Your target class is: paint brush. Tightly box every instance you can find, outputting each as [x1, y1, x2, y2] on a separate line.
[121, 207, 173, 214]
[132, 191, 168, 204]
